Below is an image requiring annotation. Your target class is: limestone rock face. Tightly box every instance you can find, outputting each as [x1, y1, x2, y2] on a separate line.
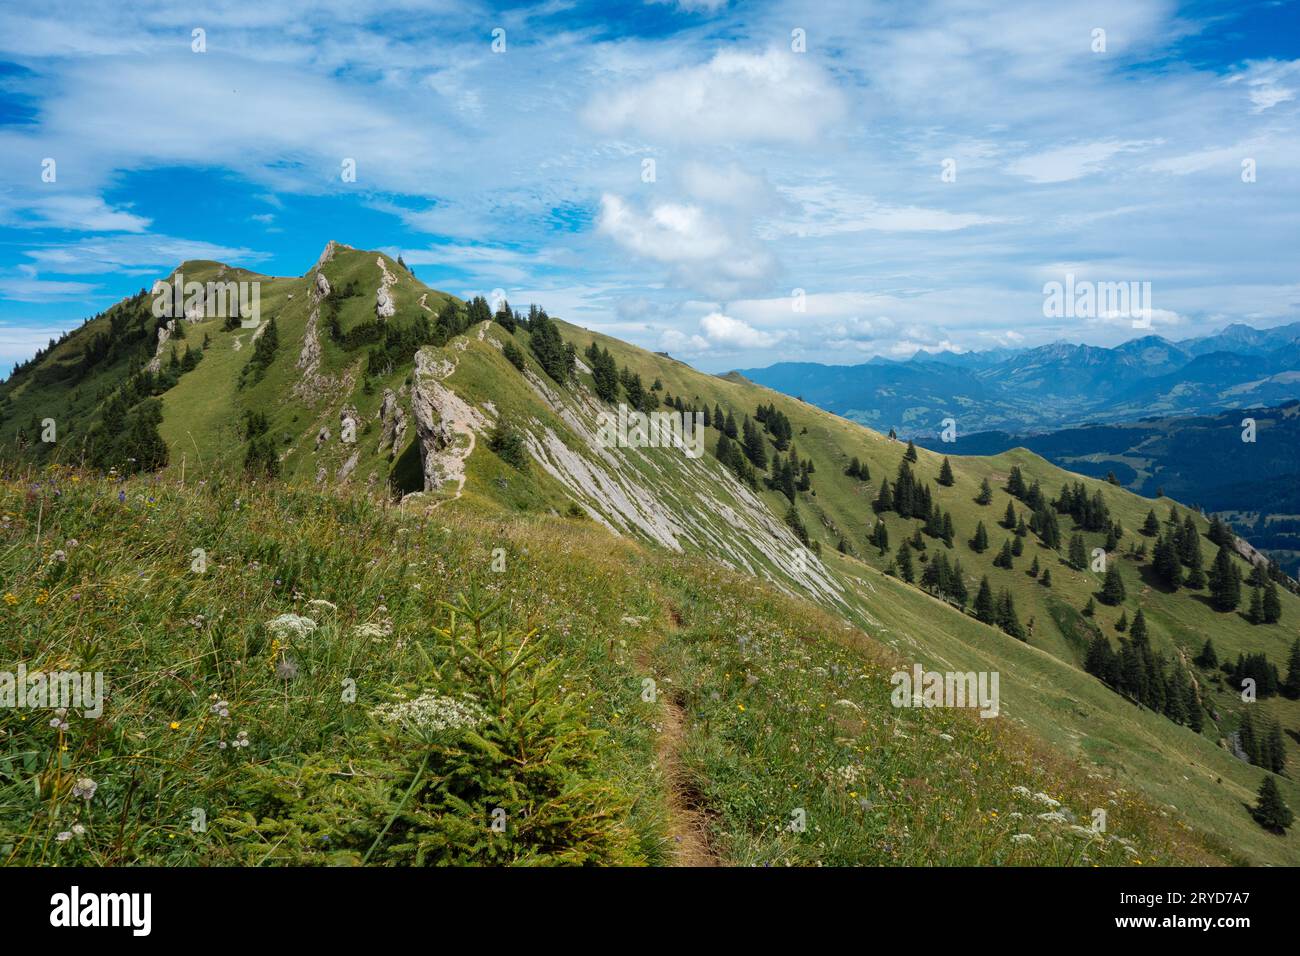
[145, 320, 176, 374]
[377, 388, 408, 459]
[339, 405, 359, 444]
[375, 255, 397, 319]
[410, 350, 486, 492]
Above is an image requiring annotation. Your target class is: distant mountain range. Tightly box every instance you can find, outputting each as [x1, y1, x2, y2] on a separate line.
[737, 322, 1300, 437]
[925, 400, 1300, 577]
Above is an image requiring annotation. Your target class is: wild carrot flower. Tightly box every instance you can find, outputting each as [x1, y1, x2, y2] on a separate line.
[265, 613, 317, 641]
[371, 691, 485, 737]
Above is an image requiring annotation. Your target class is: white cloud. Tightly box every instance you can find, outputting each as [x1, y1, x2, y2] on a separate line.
[0, 277, 98, 303]
[597, 193, 775, 299]
[699, 311, 782, 348]
[1226, 59, 1300, 114]
[584, 48, 845, 145]
[20, 235, 269, 276]
[1006, 140, 1161, 183]
[0, 194, 150, 232]
[770, 184, 1001, 236]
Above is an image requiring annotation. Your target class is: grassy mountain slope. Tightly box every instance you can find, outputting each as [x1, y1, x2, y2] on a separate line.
[3, 244, 1297, 864]
[0, 473, 1227, 865]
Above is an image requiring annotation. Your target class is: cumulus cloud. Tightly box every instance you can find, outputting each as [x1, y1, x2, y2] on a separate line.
[658, 308, 789, 355]
[584, 48, 845, 145]
[597, 193, 776, 299]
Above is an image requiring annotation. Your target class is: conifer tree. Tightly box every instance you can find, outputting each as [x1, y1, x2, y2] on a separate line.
[873, 477, 893, 513]
[993, 538, 1014, 569]
[1040, 568, 1052, 587]
[1099, 563, 1126, 605]
[896, 540, 915, 583]
[1248, 587, 1265, 624]
[1184, 680, 1203, 732]
[971, 520, 989, 553]
[975, 477, 993, 506]
[1266, 720, 1287, 774]
[1068, 533, 1087, 570]
[1253, 777, 1293, 833]
[1195, 638, 1218, 670]
[1006, 466, 1026, 498]
[1262, 578, 1282, 624]
[1283, 638, 1300, 699]
[1130, 608, 1147, 642]
[938, 457, 954, 486]
[904, 440, 918, 462]
[1207, 547, 1242, 612]
[973, 576, 996, 624]
[1116, 610, 1128, 632]
[996, 588, 1025, 640]
[1141, 509, 1160, 537]
[1028, 555, 1040, 578]
[872, 519, 890, 556]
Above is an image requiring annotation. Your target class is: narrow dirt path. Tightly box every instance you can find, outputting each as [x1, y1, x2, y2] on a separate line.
[655, 687, 719, 866]
[637, 628, 720, 867]
[428, 428, 474, 510]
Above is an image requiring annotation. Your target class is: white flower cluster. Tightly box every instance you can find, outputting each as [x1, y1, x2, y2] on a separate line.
[832, 764, 862, 786]
[265, 614, 317, 641]
[352, 619, 393, 640]
[371, 691, 486, 736]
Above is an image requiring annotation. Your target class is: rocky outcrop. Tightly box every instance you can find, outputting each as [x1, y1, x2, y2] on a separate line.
[375, 256, 397, 320]
[292, 266, 336, 403]
[337, 450, 359, 483]
[377, 388, 408, 459]
[410, 349, 487, 493]
[313, 240, 348, 272]
[340, 405, 359, 444]
[314, 426, 331, 450]
[145, 320, 176, 374]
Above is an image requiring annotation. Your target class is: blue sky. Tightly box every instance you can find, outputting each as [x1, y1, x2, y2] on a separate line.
[0, 0, 1297, 373]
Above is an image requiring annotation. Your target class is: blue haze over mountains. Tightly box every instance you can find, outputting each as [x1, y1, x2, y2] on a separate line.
[738, 321, 1300, 576]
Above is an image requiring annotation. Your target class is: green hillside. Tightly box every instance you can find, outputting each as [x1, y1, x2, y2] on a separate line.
[3, 243, 1297, 865]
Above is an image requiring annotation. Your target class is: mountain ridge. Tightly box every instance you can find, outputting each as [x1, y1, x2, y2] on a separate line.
[3, 241, 1299, 865]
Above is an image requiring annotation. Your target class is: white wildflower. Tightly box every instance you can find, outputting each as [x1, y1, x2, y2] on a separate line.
[1037, 811, 1068, 824]
[352, 620, 393, 640]
[306, 599, 337, 613]
[1010, 833, 1035, 845]
[371, 691, 486, 737]
[265, 613, 317, 641]
[71, 777, 97, 802]
[1031, 791, 1060, 808]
